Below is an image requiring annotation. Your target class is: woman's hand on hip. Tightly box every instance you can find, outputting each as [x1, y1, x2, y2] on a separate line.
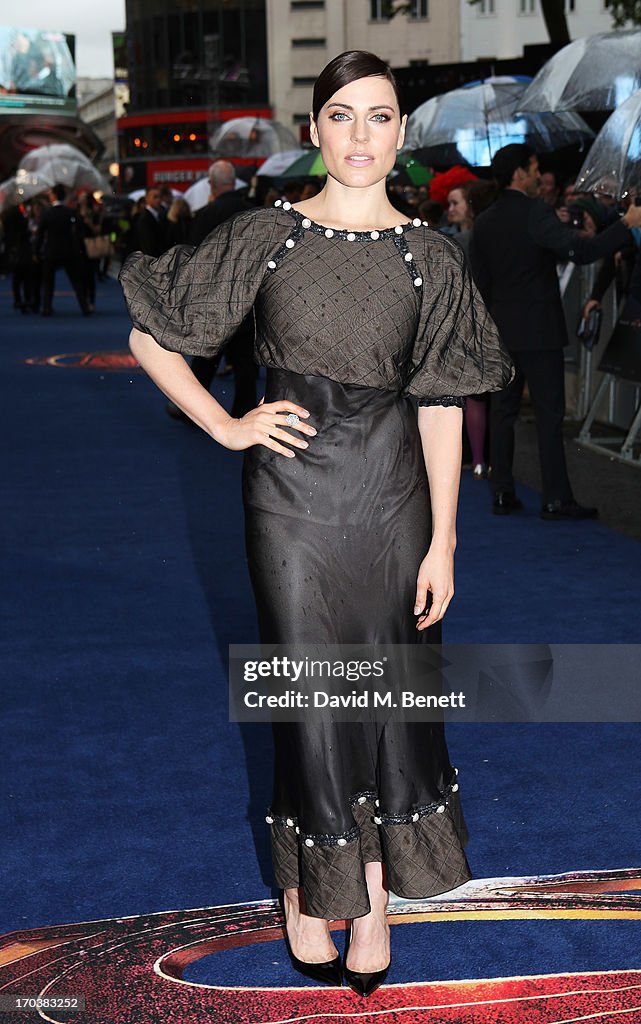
[414, 545, 455, 630]
[218, 400, 316, 456]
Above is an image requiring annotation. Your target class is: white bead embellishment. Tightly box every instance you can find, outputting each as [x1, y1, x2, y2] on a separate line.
[347, 232, 356, 241]
[265, 815, 274, 824]
[414, 277, 423, 287]
[295, 826, 301, 834]
[452, 783, 459, 792]
[286, 817, 294, 826]
[412, 217, 421, 226]
[282, 201, 292, 210]
[302, 218, 311, 228]
[285, 238, 295, 248]
[358, 796, 367, 804]
[337, 838, 347, 846]
[395, 225, 404, 234]
[267, 260, 276, 269]
[274, 199, 282, 206]
[370, 230, 380, 240]
[375, 799, 380, 807]
[374, 816, 382, 825]
[436, 805, 446, 813]
[412, 813, 420, 822]
[305, 838, 315, 847]
[324, 228, 334, 238]
[404, 252, 413, 262]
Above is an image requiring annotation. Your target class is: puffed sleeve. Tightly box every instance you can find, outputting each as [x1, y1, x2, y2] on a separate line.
[403, 231, 514, 406]
[119, 207, 287, 358]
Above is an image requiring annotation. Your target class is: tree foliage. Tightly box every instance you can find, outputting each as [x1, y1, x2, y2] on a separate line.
[604, 0, 641, 27]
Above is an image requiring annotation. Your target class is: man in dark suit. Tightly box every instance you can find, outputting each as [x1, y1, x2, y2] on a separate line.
[37, 184, 90, 316]
[167, 161, 257, 421]
[132, 187, 167, 257]
[188, 160, 251, 246]
[469, 144, 641, 519]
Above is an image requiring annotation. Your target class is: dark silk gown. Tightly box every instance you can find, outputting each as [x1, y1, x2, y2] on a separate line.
[120, 202, 513, 919]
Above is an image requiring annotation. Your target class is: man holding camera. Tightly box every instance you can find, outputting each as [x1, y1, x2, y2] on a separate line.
[470, 144, 641, 519]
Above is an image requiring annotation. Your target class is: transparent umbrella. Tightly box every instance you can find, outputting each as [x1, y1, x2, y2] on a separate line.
[519, 30, 641, 113]
[0, 177, 19, 212]
[256, 150, 308, 177]
[209, 118, 298, 159]
[15, 144, 106, 199]
[404, 78, 593, 168]
[574, 88, 641, 200]
[182, 176, 248, 212]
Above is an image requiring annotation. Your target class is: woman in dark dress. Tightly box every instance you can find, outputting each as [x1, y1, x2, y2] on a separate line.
[120, 51, 512, 997]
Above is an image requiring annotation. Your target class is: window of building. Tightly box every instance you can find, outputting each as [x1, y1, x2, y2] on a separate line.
[292, 76, 317, 86]
[291, 37, 326, 47]
[518, 0, 537, 13]
[127, 2, 267, 112]
[409, 0, 429, 18]
[477, 0, 496, 16]
[370, 0, 389, 21]
[290, 1, 325, 9]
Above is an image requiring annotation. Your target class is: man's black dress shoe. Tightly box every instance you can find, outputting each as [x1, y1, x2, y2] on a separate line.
[540, 499, 598, 520]
[492, 491, 523, 516]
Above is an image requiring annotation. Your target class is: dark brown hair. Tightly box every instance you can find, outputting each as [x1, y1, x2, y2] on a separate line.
[462, 179, 498, 218]
[312, 50, 403, 122]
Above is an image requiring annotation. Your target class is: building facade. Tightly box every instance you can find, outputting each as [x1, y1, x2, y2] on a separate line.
[119, 0, 270, 191]
[460, 0, 614, 62]
[78, 78, 118, 178]
[267, 0, 461, 139]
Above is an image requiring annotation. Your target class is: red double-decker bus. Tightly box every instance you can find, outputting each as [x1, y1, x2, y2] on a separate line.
[118, 106, 273, 192]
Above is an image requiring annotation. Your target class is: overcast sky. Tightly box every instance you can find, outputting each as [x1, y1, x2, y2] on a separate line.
[6, 0, 125, 78]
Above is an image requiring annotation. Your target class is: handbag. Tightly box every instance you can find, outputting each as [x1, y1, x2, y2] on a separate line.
[84, 235, 114, 260]
[576, 306, 602, 350]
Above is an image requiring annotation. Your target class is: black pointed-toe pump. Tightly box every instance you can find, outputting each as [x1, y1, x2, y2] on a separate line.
[280, 894, 343, 987]
[343, 924, 390, 997]
[286, 947, 343, 987]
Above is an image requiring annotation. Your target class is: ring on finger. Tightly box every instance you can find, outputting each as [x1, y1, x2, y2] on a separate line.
[285, 412, 300, 427]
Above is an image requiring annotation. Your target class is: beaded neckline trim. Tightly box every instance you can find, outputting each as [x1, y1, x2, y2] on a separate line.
[274, 199, 426, 241]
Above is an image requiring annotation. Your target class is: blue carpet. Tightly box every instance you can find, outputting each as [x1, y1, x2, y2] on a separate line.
[2, 275, 640, 985]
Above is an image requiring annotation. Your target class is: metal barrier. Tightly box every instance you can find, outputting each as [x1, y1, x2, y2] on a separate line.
[562, 263, 641, 467]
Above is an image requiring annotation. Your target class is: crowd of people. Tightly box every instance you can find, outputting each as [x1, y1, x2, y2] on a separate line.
[132, 154, 639, 522]
[387, 156, 641, 519]
[0, 186, 119, 316]
[4, 147, 639, 519]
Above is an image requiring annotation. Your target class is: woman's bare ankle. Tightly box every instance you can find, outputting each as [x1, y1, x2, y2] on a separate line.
[282, 888, 338, 963]
[346, 862, 390, 971]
